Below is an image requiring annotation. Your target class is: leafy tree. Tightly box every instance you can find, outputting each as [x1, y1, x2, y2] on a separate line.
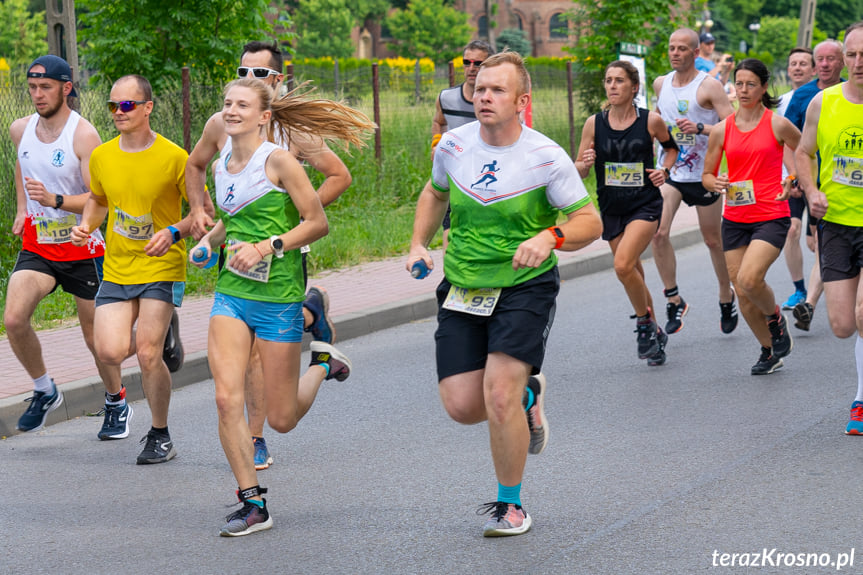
[293, 0, 355, 58]
[0, 0, 48, 68]
[77, 0, 292, 91]
[496, 28, 530, 56]
[567, 0, 683, 113]
[760, 0, 863, 39]
[385, 0, 473, 63]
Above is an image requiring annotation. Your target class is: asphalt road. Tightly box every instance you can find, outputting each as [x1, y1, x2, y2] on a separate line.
[2, 242, 860, 575]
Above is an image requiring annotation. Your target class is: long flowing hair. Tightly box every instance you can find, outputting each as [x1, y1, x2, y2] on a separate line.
[224, 77, 376, 152]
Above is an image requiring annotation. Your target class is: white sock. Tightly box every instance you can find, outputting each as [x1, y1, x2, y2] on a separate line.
[33, 373, 54, 394]
[855, 335, 863, 403]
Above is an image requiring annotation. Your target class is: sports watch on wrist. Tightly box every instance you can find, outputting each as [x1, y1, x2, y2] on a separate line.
[547, 226, 565, 250]
[269, 235, 284, 258]
[696, 122, 705, 135]
[54, 194, 64, 209]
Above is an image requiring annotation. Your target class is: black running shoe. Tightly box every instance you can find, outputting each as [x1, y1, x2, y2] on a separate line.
[665, 298, 689, 334]
[136, 430, 176, 464]
[310, 342, 352, 382]
[162, 310, 184, 373]
[767, 313, 793, 358]
[635, 317, 659, 359]
[751, 346, 783, 375]
[792, 302, 814, 331]
[647, 328, 668, 366]
[98, 403, 133, 440]
[719, 289, 739, 334]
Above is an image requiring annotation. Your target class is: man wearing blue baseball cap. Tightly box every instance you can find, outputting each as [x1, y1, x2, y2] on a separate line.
[695, 32, 716, 73]
[6, 54, 115, 433]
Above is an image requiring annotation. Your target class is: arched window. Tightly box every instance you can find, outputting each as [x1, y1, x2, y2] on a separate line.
[513, 13, 523, 30]
[549, 13, 568, 40]
[478, 15, 489, 39]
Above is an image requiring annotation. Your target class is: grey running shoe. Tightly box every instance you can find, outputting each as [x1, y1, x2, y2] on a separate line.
[647, 328, 668, 367]
[665, 298, 689, 334]
[635, 317, 659, 358]
[220, 499, 273, 537]
[793, 302, 814, 331]
[767, 313, 793, 358]
[310, 342, 352, 382]
[751, 346, 783, 375]
[527, 373, 548, 455]
[17, 384, 63, 432]
[98, 403, 133, 440]
[136, 430, 176, 464]
[478, 501, 532, 537]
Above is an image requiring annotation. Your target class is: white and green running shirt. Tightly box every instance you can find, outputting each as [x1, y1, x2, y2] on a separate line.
[432, 122, 591, 288]
[214, 140, 304, 303]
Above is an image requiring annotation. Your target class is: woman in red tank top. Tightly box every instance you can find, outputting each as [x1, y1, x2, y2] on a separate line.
[702, 59, 802, 376]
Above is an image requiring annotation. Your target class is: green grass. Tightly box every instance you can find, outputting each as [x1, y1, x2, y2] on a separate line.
[1, 68, 587, 335]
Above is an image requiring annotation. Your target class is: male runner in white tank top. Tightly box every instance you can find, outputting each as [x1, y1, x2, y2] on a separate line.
[6, 55, 120, 433]
[652, 28, 738, 337]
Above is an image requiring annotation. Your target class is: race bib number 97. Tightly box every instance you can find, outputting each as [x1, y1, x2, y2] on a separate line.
[113, 207, 154, 241]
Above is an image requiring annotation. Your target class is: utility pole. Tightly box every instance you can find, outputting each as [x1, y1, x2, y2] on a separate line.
[45, 0, 79, 81]
[797, 0, 817, 48]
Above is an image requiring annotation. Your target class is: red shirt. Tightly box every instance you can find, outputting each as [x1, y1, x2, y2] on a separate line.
[722, 109, 790, 223]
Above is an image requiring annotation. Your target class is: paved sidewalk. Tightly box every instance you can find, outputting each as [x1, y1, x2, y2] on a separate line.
[0, 206, 702, 435]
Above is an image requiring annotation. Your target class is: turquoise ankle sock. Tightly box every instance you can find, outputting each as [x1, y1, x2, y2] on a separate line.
[523, 387, 535, 411]
[497, 482, 522, 506]
[247, 499, 264, 508]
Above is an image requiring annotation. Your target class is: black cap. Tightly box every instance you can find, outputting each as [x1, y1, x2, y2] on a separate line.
[699, 32, 716, 44]
[27, 55, 77, 97]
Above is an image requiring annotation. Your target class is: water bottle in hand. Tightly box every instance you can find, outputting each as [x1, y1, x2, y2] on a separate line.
[192, 246, 218, 269]
[411, 260, 430, 280]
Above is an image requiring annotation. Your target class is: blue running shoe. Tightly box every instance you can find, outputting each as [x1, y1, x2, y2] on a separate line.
[782, 289, 807, 310]
[846, 402, 863, 435]
[253, 436, 274, 470]
[17, 383, 63, 432]
[304, 286, 335, 343]
[98, 403, 133, 440]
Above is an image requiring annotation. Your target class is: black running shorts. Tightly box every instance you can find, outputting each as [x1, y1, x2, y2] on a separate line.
[818, 220, 863, 282]
[722, 217, 791, 251]
[12, 250, 103, 300]
[434, 267, 559, 380]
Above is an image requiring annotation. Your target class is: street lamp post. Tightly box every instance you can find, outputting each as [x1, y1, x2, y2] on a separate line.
[749, 22, 761, 53]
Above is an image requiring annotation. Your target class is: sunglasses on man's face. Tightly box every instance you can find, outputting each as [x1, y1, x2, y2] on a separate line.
[107, 100, 148, 113]
[237, 66, 279, 79]
[463, 59, 484, 68]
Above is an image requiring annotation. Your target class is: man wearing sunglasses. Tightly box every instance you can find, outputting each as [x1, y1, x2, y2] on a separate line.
[431, 41, 494, 246]
[71, 74, 196, 465]
[6, 55, 119, 433]
[186, 40, 350, 472]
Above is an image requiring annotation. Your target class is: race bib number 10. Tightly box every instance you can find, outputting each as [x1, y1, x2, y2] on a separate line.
[833, 156, 863, 187]
[113, 207, 154, 241]
[35, 214, 76, 244]
[605, 162, 644, 187]
[443, 285, 502, 316]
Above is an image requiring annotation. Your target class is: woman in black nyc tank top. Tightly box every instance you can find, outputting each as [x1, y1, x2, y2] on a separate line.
[575, 60, 678, 366]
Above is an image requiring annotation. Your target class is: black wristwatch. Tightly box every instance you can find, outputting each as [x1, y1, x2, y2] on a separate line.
[662, 166, 671, 178]
[54, 194, 64, 209]
[696, 122, 705, 135]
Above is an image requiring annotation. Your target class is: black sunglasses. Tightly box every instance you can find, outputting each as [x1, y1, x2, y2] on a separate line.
[237, 66, 279, 79]
[463, 58, 484, 68]
[107, 100, 148, 113]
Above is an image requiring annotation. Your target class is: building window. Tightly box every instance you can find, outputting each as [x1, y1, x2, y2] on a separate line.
[478, 14, 489, 39]
[549, 13, 568, 40]
[513, 13, 523, 30]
